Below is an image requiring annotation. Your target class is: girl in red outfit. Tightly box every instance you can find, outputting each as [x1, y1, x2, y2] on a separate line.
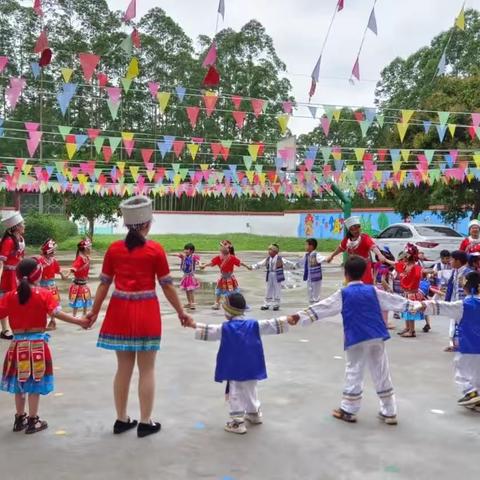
[460, 220, 480, 253]
[88, 196, 192, 438]
[200, 240, 251, 310]
[326, 216, 385, 284]
[0, 212, 26, 340]
[39, 239, 69, 331]
[0, 257, 88, 434]
[69, 239, 92, 317]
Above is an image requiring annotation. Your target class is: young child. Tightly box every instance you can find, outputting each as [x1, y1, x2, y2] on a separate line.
[39, 239, 69, 331]
[187, 292, 290, 434]
[300, 238, 325, 304]
[0, 257, 89, 434]
[419, 272, 480, 409]
[286, 256, 422, 425]
[391, 251, 406, 322]
[251, 243, 295, 311]
[444, 250, 473, 352]
[432, 250, 453, 291]
[176, 243, 200, 310]
[69, 238, 93, 317]
[373, 247, 396, 329]
[200, 240, 251, 310]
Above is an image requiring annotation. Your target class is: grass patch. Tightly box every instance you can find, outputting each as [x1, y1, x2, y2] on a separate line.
[57, 234, 339, 253]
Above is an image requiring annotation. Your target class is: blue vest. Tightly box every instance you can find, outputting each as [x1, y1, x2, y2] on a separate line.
[341, 284, 389, 349]
[458, 297, 480, 354]
[214, 319, 267, 383]
[304, 253, 323, 283]
[266, 256, 285, 283]
[446, 267, 472, 302]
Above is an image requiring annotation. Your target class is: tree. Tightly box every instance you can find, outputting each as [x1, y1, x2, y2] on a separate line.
[65, 194, 120, 238]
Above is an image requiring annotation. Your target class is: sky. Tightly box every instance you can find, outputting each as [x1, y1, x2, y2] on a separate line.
[109, 0, 473, 134]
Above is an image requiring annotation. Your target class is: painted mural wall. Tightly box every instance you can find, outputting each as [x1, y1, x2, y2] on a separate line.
[297, 210, 475, 240]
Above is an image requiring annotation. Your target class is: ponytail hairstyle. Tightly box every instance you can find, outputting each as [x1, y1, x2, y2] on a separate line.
[76, 238, 92, 258]
[16, 257, 43, 305]
[229, 246, 235, 255]
[125, 222, 149, 252]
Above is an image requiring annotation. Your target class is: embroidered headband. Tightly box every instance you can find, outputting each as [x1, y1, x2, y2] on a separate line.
[404, 243, 419, 261]
[17, 258, 43, 284]
[41, 238, 57, 255]
[78, 238, 92, 249]
[220, 240, 232, 249]
[268, 244, 280, 252]
[223, 293, 247, 317]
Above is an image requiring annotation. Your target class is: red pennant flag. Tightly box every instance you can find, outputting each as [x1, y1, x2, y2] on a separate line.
[102, 146, 112, 163]
[97, 72, 108, 87]
[141, 148, 154, 166]
[33, 0, 43, 16]
[34, 29, 49, 54]
[65, 134, 75, 144]
[231, 95, 242, 110]
[203, 94, 218, 117]
[39, 48, 52, 67]
[131, 28, 141, 49]
[202, 65, 220, 88]
[354, 111, 365, 122]
[221, 146, 230, 161]
[377, 149, 387, 162]
[469, 126, 476, 140]
[256, 142, 265, 157]
[173, 140, 186, 157]
[79, 53, 100, 83]
[211, 143, 223, 160]
[87, 128, 100, 140]
[232, 111, 246, 129]
[186, 107, 200, 128]
[123, 0, 136, 22]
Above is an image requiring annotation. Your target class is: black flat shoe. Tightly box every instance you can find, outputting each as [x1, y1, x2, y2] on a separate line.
[25, 416, 48, 435]
[422, 324, 431, 333]
[114, 418, 138, 434]
[0, 330, 13, 340]
[13, 413, 28, 432]
[137, 421, 161, 438]
[260, 306, 269, 311]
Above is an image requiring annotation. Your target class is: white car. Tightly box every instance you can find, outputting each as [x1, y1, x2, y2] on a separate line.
[374, 223, 464, 263]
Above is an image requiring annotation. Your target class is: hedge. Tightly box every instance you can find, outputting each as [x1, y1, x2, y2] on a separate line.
[24, 213, 78, 246]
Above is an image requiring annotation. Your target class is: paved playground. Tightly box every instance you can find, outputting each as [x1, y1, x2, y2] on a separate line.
[0, 252, 477, 480]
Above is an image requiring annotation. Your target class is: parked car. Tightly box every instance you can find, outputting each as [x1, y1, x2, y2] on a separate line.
[374, 223, 464, 263]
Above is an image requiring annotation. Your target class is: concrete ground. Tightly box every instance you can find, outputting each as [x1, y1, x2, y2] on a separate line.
[0, 252, 478, 480]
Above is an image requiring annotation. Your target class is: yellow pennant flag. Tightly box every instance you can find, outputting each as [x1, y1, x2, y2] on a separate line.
[116, 161, 126, 175]
[333, 109, 341, 122]
[157, 92, 171, 114]
[66, 143, 77, 160]
[354, 148, 365, 161]
[121, 131, 134, 141]
[173, 174, 181, 187]
[77, 174, 88, 185]
[248, 144, 260, 161]
[129, 166, 140, 181]
[126, 57, 139, 80]
[22, 162, 30, 175]
[245, 171, 255, 183]
[474, 152, 480, 168]
[332, 149, 342, 160]
[456, 6, 465, 30]
[146, 169, 155, 182]
[448, 123, 457, 137]
[277, 114, 290, 134]
[61, 68, 74, 83]
[467, 172, 474, 182]
[199, 164, 209, 171]
[187, 143, 199, 160]
[399, 171, 407, 183]
[400, 149, 410, 162]
[401, 110, 415, 124]
[374, 171, 382, 183]
[397, 122, 409, 142]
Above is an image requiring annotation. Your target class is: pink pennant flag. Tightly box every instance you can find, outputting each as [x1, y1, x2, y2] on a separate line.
[34, 29, 49, 54]
[251, 98, 265, 118]
[141, 148, 154, 166]
[106, 87, 122, 103]
[282, 101, 293, 114]
[15, 158, 26, 171]
[449, 149, 459, 164]
[472, 113, 480, 128]
[0, 56, 8, 73]
[186, 106, 200, 128]
[148, 81, 160, 99]
[123, 0, 136, 21]
[26, 131, 42, 157]
[232, 111, 246, 129]
[33, 0, 43, 16]
[203, 94, 218, 117]
[338, 0, 345, 11]
[79, 53, 100, 83]
[231, 95, 242, 110]
[87, 128, 100, 140]
[173, 140, 186, 157]
[320, 116, 330, 137]
[123, 139, 135, 157]
[304, 159, 314, 171]
[352, 57, 360, 81]
[25, 122, 39, 132]
[202, 42, 217, 68]
[416, 154, 428, 172]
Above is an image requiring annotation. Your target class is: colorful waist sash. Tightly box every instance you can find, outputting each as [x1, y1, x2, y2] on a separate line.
[221, 273, 233, 279]
[11, 332, 50, 383]
[40, 279, 56, 287]
[111, 289, 157, 301]
[73, 279, 88, 285]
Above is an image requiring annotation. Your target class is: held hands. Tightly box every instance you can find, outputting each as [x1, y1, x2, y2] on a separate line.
[326, 255, 334, 264]
[85, 311, 98, 328]
[77, 316, 93, 330]
[178, 311, 194, 328]
[286, 314, 300, 326]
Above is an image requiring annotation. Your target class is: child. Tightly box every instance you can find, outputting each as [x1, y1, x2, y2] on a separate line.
[419, 272, 480, 409]
[286, 256, 422, 425]
[0, 257, 89, 434]
[69, 238, 93, 317]
[373, 247, 396, 329]
[432, 250, 453, 291]
[187, 292, 290, 434]
[444, 250, 473, 352]
[39, 239, 69, 331]
[176, 243, 200, 310]
[200, 240, 251, 310]
[251, 243, 295, 311]
[391, 251, 406, 322]
[300, 238, 325, 304]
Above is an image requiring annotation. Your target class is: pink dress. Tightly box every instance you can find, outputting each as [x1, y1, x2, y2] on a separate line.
[179, 254, 200, 291]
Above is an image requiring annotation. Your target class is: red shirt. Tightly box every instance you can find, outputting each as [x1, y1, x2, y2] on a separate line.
[460, 238, 480, 253]
[39, 256, 61, 281]
[395, 262, 422, 291]
[101, 240, 170, 292]
[0, 236, 25, 267]
[71, 255, 90, 280]
[340, 233, 375, 260]
[0, 288, 59, 331]
[211, 254, 241, 273]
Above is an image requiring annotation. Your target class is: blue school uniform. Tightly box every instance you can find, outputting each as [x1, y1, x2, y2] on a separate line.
[458, 297, 480, 355]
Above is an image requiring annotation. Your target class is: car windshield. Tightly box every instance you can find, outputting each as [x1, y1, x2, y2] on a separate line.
[415, 226, 463, 238]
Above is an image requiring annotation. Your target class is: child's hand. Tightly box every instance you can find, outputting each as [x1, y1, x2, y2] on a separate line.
[287, 314, 300, 326]
[77, 316, 92, 330]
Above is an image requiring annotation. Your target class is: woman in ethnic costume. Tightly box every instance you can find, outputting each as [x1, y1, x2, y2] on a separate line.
[0, 212, 26, 340]
[0, 257, 88, 434]
[88, 196, 192, 438]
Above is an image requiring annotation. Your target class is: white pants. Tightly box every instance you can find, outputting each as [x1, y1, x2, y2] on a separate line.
[449, 319, 458, 346]
[228, 380, 260, 419]
[307, 280, 322, 304]
[341, 340, 397, 416]
[264, 276, 282, 307]
[454, 353, 480, 395]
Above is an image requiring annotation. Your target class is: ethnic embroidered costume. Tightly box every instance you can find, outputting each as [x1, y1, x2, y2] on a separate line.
[0, 236, 25, 294]
[69, 254, 92, 309]
[210, 254, 242, 297]
[179, 254, 201, 291]
[39, 256, 61, 303]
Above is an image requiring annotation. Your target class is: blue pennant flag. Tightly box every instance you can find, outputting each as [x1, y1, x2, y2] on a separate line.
[436, 124, 447, 142]
[444, 154, 454, 168]
[175, 86, 186, 102]
[75, 134, 88, 151]
[31, 62, 41, 79]
[423, 120, 432, 133]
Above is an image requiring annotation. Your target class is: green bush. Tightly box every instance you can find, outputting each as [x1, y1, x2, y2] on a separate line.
[24, 214, 78, 246]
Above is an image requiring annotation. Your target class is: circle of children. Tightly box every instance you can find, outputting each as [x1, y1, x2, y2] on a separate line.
[0, 208, 480, 437]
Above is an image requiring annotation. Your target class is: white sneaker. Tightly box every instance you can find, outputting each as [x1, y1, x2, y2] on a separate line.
[211, 303, 220, 310]
[245, 411, 263, 424]
[224, 419, 247, 434]
[378, 412, 398, 425]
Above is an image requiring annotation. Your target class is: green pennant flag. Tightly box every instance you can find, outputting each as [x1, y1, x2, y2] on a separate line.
[121, 78, 132, 93]
[179, 168, 189, 181]
[428, 169, 441, 183]
[243, 155, 253, 170]
[120, 36, 133, 55]
[58, 125, 72, 140]
[354, 148, 366, 161]
[94, 136, 105, 154]
[424, 149, 435, 164]
[171, 163, 180, 174]
[254, 164, 263, 173]
[94, 168, 103, 179]
[438, 111, 450, 126]
[221, 140, 233, 149]
[323, 106, 335, 122]
[109, 137, 122, 154]
[107, 100, 120, 120]
[360, 120, 371, 138]
[55, 162, 65, 173]
[321, 147, 332, 162]
[376, 114, 385, 128]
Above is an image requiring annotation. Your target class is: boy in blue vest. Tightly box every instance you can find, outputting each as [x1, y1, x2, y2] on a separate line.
[287, 256, 421, 425]
[188, 293, 290, 434]
[419, 272, 480, 409]
[300, 238, 325, 303]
